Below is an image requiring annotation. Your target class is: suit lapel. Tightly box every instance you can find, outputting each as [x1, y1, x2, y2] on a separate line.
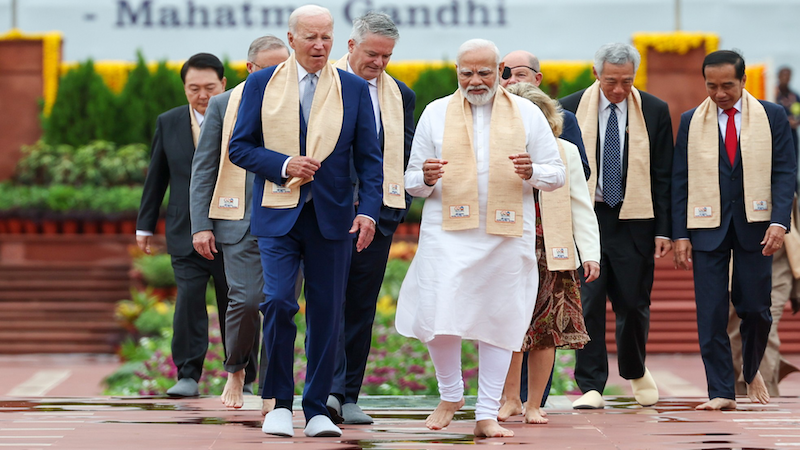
[176, 106, 195, 157]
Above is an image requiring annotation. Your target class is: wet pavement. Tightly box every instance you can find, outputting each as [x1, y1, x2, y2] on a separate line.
[2, 395, 800, 449]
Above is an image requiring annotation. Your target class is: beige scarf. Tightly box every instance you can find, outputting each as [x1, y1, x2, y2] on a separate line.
[259, 53, 343, 209]
[785, 200, 800, 278]
[575, 81, 653, 219]
[334, 55, 406, 209]
[189, 105, 201, 147]
[686, 89, 771, 228]
[441, 86, 526, 237]
[208, 83, 246, 220]
[540, 139, 576, 270]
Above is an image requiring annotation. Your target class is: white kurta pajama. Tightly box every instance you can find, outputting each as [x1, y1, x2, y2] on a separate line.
[396, 94, 565, 352]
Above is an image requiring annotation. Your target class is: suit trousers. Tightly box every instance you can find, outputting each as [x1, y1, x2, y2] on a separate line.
[728, 246, 792, 396]
[220, 234, 263, 384]
[693, 224, 773, 400]
[331, 229, 394, 404]
[257, 201, 352, 421]
[575, 203, 653, 393]
[170, 251, 229, 382]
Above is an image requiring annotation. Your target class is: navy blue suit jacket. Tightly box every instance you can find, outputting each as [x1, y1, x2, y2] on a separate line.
[374, 78, 416, 237]
[228, 66, 383, 241]
[560, 110, 590, 180]
[672, 100, 796, 252]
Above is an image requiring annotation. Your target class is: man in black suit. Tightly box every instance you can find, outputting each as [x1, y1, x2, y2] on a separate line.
[136, 53, 230, 397]
[560, 43, 674, 409]
[325, 12, 416, 425]
[673, 50, 797, 410]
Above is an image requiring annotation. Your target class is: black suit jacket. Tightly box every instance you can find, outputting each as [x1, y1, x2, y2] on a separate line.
[137, 105, 195, 256]
[560, 88, 674, 245]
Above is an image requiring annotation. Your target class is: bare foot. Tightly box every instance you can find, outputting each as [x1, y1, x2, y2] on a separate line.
[747, 371, 771, 404]
[221, 370, 246, 408]
[497, 397, 524, 421]
[261, 398, 276, 416]
[524, 407, 548, 424]
[425, 398, 465, 430]
[474, 419, 514, 437]
[695, 398, 737, 410]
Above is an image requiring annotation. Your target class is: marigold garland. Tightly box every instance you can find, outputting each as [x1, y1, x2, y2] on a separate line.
[632, 32, 720, 91]
[0, 29, 62, 115]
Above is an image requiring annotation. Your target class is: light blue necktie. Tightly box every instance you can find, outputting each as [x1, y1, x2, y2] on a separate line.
[302, 73, 317, 123]
[603, 103, 623, 208]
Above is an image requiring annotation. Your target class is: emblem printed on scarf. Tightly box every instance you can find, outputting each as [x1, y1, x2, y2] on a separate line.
[218, 197, 239, 209]
[495, 210, 516, 223]
[449, 205, 470, 218]
[694, 206, 713, 218]
[388, 183, 402, 196]
[552, 247, 569, 260]
[272, 185, 292, 194]
[753, 200, 769, 211]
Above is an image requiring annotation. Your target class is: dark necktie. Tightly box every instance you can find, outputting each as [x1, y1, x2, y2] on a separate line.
[603, 103, 623, 208]
[724, 108, 738, 165]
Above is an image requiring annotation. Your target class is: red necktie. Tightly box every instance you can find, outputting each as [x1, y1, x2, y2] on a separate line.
[724, 108, 738, 165]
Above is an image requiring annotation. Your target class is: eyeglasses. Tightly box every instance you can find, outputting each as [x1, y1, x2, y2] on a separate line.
[249, 61, 266, 69]
[501, 65, 539, 80]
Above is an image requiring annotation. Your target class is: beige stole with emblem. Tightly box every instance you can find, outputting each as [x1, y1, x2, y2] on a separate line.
[334, 55, 406, 209]
[784, 200, 800, 278]
[540, 138, 576, 270]
[686, 89, 771, 228]
[441, 87, 526, 237]
[259, 53, 343, 209]
[189, 105, 201, 147]
[575, 80, 654, 219]
[208, 83, 246, 220]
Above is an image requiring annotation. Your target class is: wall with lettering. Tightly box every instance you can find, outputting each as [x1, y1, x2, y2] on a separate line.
[1, 0, 800, 85]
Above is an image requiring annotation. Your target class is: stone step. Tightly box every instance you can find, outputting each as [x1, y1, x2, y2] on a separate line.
[0, 290, 130, 302]
[0, 320, 121, 331]
[0, 342, 118, 354]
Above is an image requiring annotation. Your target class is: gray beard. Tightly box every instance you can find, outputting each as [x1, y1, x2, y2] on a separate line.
[460, 82, 497, 106]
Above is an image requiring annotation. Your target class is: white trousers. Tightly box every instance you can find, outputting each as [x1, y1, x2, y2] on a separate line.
[426, 335, 513, 422]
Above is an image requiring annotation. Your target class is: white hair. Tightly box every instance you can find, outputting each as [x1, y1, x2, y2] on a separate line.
[288, 5, 333, 34]
[350, 12, 399, 44]
[456, 39, 501, 66]
[594, 43, 640, 76]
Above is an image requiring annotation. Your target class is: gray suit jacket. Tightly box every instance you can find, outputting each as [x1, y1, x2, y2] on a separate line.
[189, 89, 254, 245]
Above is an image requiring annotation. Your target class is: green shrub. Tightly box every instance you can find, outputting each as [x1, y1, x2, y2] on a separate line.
[223, 57, 246, 88]
[44, 60, 117, 146]
[411, 64, 457, 123]
[144, 61, 186, 140]
[557, 67, 595, 99]
[116, 51, 152, 145]
[133, 254, 176, 288]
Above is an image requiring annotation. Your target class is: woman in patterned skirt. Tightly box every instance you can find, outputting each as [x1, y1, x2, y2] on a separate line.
[498, 83, 601, 424]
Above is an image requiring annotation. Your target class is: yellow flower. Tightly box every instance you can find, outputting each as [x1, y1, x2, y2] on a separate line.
[376, 295, 396, 316]
[154, 302, 169, 315]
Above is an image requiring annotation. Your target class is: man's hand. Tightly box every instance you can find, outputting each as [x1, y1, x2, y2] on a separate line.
[655, 237, 672, 259]
[761, 225, 786, 256]
[582, 261, 600, 283]
[286, 156, 321, 179]
[136, 235, 152, 255]
[673, 239, 693, 270]
[193, 230, 217, 260]
[423, 158, 447, 186]
[349, 215, 376, 252]
[509, 153, 533, 180]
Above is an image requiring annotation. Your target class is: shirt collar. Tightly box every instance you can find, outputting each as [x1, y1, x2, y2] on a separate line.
[717, 97, 743, 116]
[192, 108, 204, 126]
[598, 88, 628, 115]
[346, 58, 378, 87]
[296, 60, 321, 82]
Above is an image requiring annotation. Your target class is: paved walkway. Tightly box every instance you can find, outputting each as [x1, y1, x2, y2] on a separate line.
[3, 353, 800, 449]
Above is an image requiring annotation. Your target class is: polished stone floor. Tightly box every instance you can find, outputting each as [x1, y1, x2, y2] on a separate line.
[2, 395, 800, 449]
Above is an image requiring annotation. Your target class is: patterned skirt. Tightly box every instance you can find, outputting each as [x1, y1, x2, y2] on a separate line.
[521, 220, 590, 351]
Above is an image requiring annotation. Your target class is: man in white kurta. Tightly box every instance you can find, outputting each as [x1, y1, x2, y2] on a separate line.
[395, 39, 565, 438]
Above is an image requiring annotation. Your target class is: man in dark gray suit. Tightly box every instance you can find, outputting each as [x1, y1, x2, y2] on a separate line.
[136, 53, 229, 397]
[189, 36, 290, 412]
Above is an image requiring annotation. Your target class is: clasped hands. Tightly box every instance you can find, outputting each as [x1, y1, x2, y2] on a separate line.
[422, 154, 533, 186]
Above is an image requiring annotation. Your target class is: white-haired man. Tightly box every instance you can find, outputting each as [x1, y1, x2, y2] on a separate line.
[395, 38, 565, 438]
[327, 11, 416, 425]
[560, 43, 674, 409]
[229, 4, 383, 438]
[189, 35, 290, 411]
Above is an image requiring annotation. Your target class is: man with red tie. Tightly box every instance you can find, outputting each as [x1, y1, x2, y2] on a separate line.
[672, 50, 797, 410]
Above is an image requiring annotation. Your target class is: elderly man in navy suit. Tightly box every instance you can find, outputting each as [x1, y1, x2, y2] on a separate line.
[229, 4, 383, 439]
[673, 50, 797, 410]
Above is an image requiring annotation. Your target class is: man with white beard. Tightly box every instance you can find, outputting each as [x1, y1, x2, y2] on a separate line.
[395, 38, 565, 438]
